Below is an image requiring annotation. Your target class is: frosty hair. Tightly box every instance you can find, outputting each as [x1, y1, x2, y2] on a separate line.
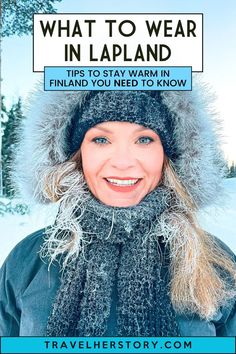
[40, 151, 236, 321]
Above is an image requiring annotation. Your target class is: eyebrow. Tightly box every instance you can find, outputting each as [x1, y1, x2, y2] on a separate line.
[92, 125, 153, 133]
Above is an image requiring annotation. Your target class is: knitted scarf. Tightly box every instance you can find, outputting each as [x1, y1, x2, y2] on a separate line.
[46, 185, 180, 336]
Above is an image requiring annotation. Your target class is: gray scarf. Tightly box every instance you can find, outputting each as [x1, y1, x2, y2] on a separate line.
[46, 185, 180, 336]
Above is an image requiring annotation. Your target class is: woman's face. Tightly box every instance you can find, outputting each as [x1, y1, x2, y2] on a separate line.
[81, 121, 164, 207]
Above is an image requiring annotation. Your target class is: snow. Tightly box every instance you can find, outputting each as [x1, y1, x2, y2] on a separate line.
[0, 178, 235, 266]
[197, 177, 236, 251]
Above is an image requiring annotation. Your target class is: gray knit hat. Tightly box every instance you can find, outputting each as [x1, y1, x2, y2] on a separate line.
[66, 91, 177, 159]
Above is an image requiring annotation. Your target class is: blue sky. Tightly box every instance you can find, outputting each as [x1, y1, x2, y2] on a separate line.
[2, 0, 236, 161]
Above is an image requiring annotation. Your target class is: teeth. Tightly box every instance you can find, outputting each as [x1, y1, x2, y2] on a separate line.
[106, 178, 139, 186]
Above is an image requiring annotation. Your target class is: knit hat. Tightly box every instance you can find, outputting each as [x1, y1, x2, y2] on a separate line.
[66, 91, 177, 160]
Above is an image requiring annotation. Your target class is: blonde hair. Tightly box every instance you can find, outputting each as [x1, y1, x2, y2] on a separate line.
[40, 153, 236, 320]
[162, 157, 236, 319]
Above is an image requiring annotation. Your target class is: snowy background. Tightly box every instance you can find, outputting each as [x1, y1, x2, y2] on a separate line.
[0, 177, 235, 266]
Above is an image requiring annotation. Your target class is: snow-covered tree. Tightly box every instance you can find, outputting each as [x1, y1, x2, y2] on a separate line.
[227, 161, 236, 178]
[2, 97, 25, 197]
[0, 96, 8, 196]
[1, 0, 62, 36]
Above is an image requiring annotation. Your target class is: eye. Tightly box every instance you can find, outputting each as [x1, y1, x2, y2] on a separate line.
[136, 136, 154, 145]
[91, 137, 110, 145]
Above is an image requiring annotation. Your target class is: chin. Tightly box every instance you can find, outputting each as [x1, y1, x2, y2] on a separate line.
[102, 197, 142, 208]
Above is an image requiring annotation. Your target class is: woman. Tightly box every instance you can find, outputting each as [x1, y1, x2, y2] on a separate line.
[0, 88, 236, 336]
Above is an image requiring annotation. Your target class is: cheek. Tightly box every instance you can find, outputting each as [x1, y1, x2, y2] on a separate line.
[81, 145, 105, 184]
[81, 160, 94, 183]
[144, 146, 164, 181]
[81, 145, 94, 183]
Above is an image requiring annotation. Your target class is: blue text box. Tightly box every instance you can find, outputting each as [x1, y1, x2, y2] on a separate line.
[1, 337, 235, 354]
[44, 66, 192, 91]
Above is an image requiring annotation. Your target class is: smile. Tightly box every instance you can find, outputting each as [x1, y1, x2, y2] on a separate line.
[104, 177, 142, 193]
[105, 178, 139, 186]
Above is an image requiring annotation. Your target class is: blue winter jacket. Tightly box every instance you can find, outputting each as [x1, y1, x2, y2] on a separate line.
[0, 229, 236, 336]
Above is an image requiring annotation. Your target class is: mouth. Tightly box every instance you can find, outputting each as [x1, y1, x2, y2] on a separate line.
[105, 177, 140, 186]
[104, 177, 142, 192]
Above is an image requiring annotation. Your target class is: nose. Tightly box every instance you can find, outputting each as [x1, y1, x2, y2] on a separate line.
[110, 145, 137, 170]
